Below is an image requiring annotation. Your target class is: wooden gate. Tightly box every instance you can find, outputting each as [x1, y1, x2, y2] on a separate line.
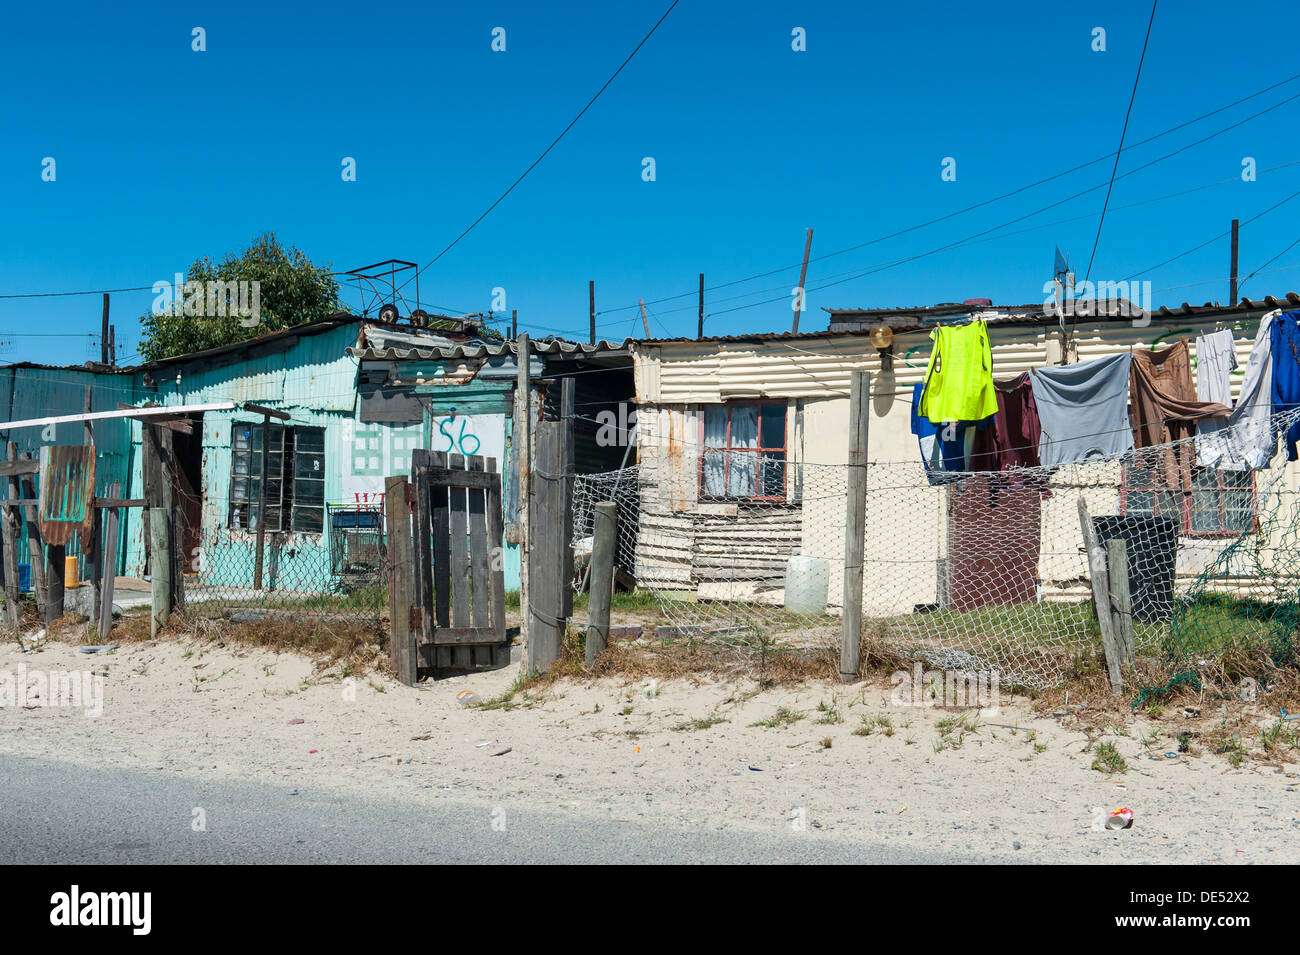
[392, 449, 508, 679]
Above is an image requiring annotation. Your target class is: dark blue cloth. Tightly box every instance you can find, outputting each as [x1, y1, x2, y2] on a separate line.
[910, 382, 938, 443]
[912, 382, 988, 474]
[1270, 310, 1300, 461]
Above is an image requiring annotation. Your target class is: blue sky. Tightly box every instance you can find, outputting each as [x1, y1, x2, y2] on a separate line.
[2, 0, 1299, 364]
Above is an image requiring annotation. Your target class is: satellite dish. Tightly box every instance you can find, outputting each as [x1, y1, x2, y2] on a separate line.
[378, 303, 400, 324]
[869, 324, 894, 351]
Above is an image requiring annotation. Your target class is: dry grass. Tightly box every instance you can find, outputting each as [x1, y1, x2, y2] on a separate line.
[48, 608, 392, 677]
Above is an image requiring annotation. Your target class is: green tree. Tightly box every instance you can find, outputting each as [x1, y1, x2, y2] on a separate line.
[138, 232, 342, 362]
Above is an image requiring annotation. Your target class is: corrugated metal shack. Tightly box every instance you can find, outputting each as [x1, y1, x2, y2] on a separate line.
[0, 315, 633, 598]
[629, 295, 1300, 611]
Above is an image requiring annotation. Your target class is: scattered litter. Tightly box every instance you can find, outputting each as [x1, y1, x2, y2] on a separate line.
[1106, 807, 1134, 830]
[1164, 752, 1179, 758]
[633, 746, 640, 753]
[1281, 708, 1300, 721]
[748, 765, 763, 772]
[287, 718, 304, 725]
[474, 741, 492, 749]
[456, 690, 480, 707]
[488, 745, 511, 757]
[898, 806, 908, 814]
[79, 644, 119, 654]
[1012, 841, 1022, 851]
[410, 733, 433, 741]
[309, 749, 319, 754]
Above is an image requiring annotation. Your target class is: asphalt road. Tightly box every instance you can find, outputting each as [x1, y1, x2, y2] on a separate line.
[0, 754, 984, 864]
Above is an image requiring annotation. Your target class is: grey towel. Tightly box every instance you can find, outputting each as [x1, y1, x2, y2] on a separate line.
[1031, 352, 1135, 467]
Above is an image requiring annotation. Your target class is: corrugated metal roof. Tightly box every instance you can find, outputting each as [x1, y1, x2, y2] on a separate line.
[824, 294, 1300, 333]
[350, 323, 631, 362]
[135, 314, 364, 371]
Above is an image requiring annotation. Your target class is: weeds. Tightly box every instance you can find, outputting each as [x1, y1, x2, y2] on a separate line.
[751, 706, 805, 728]
[1090, 740, 1128, 774]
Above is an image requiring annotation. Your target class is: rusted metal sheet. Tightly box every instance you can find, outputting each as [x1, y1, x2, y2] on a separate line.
[38, 445, 97, 548]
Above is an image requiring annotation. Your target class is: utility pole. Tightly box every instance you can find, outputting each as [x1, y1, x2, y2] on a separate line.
[108, 325, 116, 366]
[588, 281, 596, 344]
[1229, 218, 1240, 305]
[100, 293, 110, 364]
[638, 299, 651, 339]
[697, 273, 704, 340]
[511, 308, 517, 340]
[791, 228, 814, 333]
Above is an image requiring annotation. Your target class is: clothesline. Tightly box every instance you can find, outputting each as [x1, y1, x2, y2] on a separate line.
[912, 310, 1300, 480]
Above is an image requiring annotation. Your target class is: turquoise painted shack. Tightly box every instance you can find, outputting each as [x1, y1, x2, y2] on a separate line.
[0, 315, 633, 599]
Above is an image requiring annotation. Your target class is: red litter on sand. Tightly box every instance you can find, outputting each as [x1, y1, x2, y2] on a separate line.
[288, 719, 304, 725]
[1106, 807, 1134, 830]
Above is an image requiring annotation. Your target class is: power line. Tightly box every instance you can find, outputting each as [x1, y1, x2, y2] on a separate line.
[698, 89, 1300, 323]
[596, 68, 1300, 317]
[1082, 0, 1158, 287]
[406, 0, 680, 287]
[0, 285, 153, 300]
[1240, 237, 1300, 293]
[1124, 186, 1300, 281]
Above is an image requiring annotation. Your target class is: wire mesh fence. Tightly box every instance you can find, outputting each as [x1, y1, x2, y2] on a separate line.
[570, 408, 1300, 691]
[180, 502, 387, 628]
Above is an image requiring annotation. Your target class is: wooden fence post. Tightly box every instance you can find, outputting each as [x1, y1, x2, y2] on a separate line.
[560, 377, 575, 619]
[1078, 497, 1122, 694]
[385, 476, 417, 685]
[98, 481, 120, 644]
[18, 452, 46, 617]
[2, 443, 19, 630]
[149, 507, 170, 637]
[839, 370, 870, 682]
[514, 333, 531, 650]
[526, 420, 567, 672]
[1106, 538, 1135, 665]
[586, 501, 617, 666]
[83, 386, 101, 624]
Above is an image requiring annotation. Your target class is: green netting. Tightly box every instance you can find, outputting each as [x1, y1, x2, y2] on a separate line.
[1147, 459, 1300, 698]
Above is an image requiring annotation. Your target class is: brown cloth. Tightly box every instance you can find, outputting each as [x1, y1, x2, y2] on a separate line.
[1129, 340, 1231, 491]
[970, 372, 1041, 472]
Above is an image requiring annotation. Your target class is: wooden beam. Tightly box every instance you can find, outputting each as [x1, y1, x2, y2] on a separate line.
[0, 401, 236, 432]
[2, 443, 20, 629]
[384, 475, 417, 685]
[1079, 497, 1123, 695]
[586, 501, 617, 665]
[18, 453, 46, 616]
[0, 460, 40, 478]
[98, 481, 120, 644]
[242, 402, 291, 421]
[839, 370, 870, 681]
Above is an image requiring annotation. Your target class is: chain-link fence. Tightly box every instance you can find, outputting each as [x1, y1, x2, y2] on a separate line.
[180, 502, 386, 628]
[571, 408, 1300, 690]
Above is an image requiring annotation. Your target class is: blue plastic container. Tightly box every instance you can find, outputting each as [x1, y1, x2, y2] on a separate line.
[18, 563, 30, 593]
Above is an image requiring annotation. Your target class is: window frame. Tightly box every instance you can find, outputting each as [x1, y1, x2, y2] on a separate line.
[228, 422, 327, 535]
[1119, 463, 1258, 538]
[696, 400, 789, 502]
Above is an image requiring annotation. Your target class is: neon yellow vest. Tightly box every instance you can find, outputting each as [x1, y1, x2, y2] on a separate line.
[918, 320, 998, 424]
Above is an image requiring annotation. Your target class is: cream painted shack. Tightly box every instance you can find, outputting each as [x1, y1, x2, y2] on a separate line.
[628, 294, 1300, 617]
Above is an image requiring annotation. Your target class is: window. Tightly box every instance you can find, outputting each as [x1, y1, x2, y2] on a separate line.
[1121, 464, 1255, 536]
[700, 401, 787, 499]
[229, 423, 326, 534]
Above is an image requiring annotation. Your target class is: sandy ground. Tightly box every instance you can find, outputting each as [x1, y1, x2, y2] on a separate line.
[1, 634, 1297, 864]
